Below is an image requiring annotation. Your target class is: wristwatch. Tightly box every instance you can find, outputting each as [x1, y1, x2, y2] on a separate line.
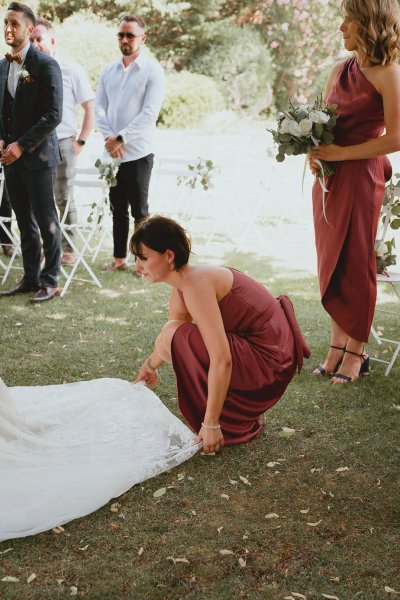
[77, 139, 86, 146]
[116, 134, 125, 144]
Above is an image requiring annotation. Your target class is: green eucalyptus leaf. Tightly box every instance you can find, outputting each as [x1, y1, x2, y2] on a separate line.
[314, 123, 323, 137]
[390, 218, 400, 230]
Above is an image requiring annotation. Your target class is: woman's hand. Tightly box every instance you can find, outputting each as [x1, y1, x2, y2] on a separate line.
[311, 144, 345, 162]
[195, 425, 224, 454]
[307, 151, 320, 176]
[134, 360, 158, 388]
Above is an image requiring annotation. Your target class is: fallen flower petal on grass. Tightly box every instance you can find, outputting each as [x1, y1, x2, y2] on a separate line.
[0, 548, 12, 555]
[110, 502, 120, 513]
[307, 520, 322, 527]
[385, 586, 400, 595]
[265, 513, 279, 519]
[238, 557, 246, 568]
[335, 467, 350, 473]
[52, 526, 65, 534]
[167, 556, 190, 564]
[291, 593, 306, 599]
[27, 573, 36, 584]
[219, 549, 234, 555]
[138, 547, 144, 556]
[1, 576, 20, 582]
[220, 494, 230, 500]
[153, 487, 167, 498]
[279, 427, 296, 438]
[239, 475, 251, 485]
[70, 586, 78, 596]
[322, 594, 339, 599]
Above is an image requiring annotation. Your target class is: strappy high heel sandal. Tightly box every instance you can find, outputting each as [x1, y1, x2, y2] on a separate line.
[331, 349, 370, 383]
[312, 344, 346, 376]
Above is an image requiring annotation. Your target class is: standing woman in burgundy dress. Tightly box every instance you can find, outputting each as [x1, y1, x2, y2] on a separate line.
[132, 216, 310, 454]
[310, 0, 400, 383]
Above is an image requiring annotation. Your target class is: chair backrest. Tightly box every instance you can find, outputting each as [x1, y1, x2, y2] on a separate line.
[64, 167, 108, 226]
[377, 182, 400, 242]
[0, 168, 5, 208]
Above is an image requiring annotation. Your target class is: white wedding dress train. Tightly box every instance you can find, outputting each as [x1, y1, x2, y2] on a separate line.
[0, 377, 199, 542]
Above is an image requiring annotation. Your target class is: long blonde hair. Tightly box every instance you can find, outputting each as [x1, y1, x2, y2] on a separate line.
[341, 0, 400, 64]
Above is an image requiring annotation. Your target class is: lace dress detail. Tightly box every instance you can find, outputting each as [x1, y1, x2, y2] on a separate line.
[0, 377, 199, 541]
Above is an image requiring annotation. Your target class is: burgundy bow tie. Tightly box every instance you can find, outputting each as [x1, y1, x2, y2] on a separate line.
[5, 53, 23, 64]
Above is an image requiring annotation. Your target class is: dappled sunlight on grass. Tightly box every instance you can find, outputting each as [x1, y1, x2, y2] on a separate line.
[98, 288, 124, 299]
[45, 313, 69, 321]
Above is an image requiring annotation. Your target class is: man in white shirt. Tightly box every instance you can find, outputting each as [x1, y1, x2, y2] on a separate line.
[95, 14, 165, 271]
[30, 18, 94, 266]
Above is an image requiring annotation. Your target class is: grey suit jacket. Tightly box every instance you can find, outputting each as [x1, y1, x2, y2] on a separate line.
[0, 44, 63, 170]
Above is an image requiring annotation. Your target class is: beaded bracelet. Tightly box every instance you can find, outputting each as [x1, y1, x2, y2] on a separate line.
[147, 358, 157, 371]
[201, 422, 221, 430]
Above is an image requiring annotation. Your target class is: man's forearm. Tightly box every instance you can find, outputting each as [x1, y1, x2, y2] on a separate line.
[78, 100, 94, 142]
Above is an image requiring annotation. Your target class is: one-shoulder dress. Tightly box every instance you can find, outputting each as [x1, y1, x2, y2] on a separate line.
[312, 56, 392, 342]
[171, 268, 311, 446]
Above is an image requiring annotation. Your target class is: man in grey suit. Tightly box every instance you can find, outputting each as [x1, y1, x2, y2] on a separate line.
[0, 2, 63, 302]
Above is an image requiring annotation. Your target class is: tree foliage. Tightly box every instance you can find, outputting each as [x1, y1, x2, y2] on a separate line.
[36, 0, 343, 109]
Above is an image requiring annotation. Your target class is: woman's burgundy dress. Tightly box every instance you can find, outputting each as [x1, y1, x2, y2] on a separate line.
[171, 268, 310, 446]
[312, 56, 392, 342]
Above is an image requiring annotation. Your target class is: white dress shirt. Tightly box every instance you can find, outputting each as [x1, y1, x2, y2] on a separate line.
[55, 57, 94, 140]
[95, 50, 165, 162]
[7, 42, 30, 97]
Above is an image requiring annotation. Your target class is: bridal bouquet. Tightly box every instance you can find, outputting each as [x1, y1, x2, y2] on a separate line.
[268, 94, 337, 177]
[94, 157, 121, 188]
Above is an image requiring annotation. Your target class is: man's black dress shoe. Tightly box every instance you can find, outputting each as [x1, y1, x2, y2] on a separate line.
[29, 286, 58, 303]
[0, 279, 39, 297]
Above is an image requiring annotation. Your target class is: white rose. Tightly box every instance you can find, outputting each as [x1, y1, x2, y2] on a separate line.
[309, 110, 330, 124]
[280, 118, 291, 134]
[376, 241, 388, 258]
[315, 110, 330, 124]
[298, 118, 313, 137]
[308, 111, 319, 123]
[288, 120, 301, 137]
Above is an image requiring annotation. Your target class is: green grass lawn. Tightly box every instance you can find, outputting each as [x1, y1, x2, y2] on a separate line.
[0, 248, 399, 600]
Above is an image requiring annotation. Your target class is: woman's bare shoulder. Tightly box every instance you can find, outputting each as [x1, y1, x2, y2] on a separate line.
[182, 266, 232, 298]
[324, 60, 348, 100]
[329, 60, 348, 80]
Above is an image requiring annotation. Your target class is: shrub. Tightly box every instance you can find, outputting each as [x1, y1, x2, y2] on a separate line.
[158, 71, 227, 129]
[189, 19, 274, 114]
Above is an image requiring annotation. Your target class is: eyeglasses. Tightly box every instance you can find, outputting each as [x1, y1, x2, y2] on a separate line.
[117, 32, 142, 40]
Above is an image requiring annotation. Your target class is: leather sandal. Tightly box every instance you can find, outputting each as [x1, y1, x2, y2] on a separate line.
[312, 344, 346, 376]
[102, 261, 129, 272]
[331, 349, 370, 383]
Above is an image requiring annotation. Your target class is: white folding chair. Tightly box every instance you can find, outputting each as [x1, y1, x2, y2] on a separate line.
[0, 169, 22, 284]
[369, 182, 400, 375]
[149, 156, 200, 219]
[59, 168, 107, 297]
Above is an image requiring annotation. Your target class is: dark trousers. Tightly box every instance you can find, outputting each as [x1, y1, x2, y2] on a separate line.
[5, 161, 61, 287]
[109, 154, 154, 259]
[0, 183, 12, 246]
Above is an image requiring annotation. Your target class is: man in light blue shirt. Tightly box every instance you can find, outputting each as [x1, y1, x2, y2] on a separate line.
[95, 14, 165, 271]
